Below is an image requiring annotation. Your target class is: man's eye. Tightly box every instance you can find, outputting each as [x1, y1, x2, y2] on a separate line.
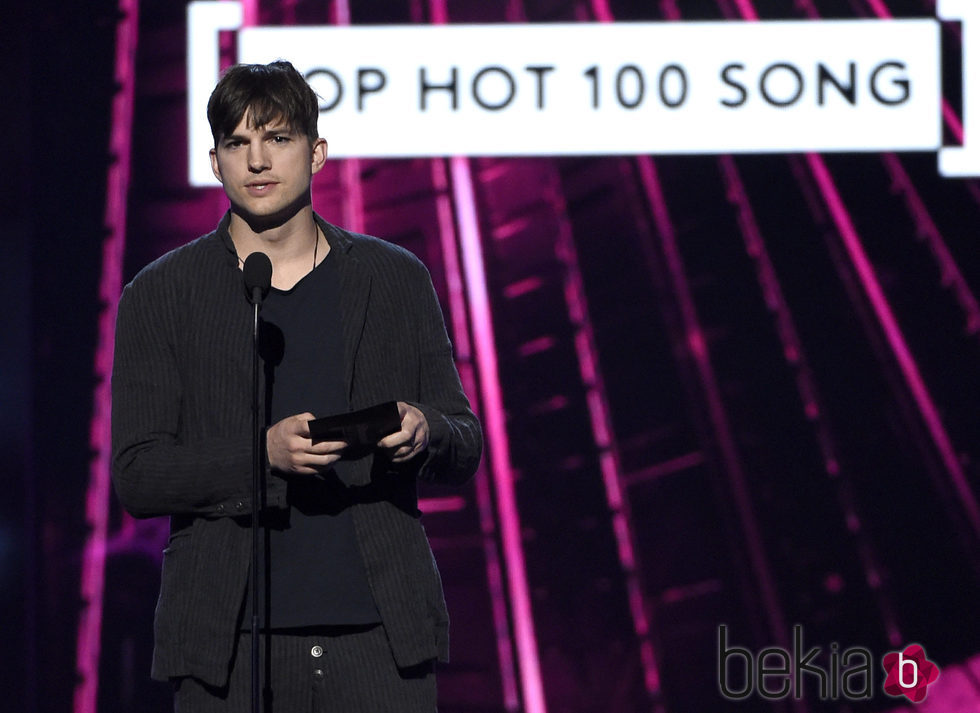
[272, 135, 290, 143]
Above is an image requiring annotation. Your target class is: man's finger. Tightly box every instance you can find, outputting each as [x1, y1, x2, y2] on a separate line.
[377, 430, 412, 450]
[293, 412, 316, 437]
[389, 444, 419, 462]
[289, 451, 343, 473]
[306, 440, 347, 455]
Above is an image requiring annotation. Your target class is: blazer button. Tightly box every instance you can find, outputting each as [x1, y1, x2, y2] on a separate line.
[216, 504, 226, 514]
[311, 645, 323, 658]
[236, 500, 245, 511]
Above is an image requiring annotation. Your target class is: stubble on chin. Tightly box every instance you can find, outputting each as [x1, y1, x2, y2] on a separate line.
[230, 189, 312, 234]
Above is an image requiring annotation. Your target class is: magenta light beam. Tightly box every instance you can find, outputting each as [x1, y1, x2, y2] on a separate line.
[877, 153, 980, 335]
[553, 188, 664, 701]
[74, 2, 140, 712]
[328, 2, 366, 239]
[449, 154, 547, 713]
[773, 0, 980, 538]
[804, 154, 980, 538]
[635, 151, 792, 656]
[637, 1, 793, 665]
[789, 0, 980, 339]
[430, 157, 520, 710]
[241, 0, 259, 27]
[868, 0, 965, 143]
[423, 2, 545, 708]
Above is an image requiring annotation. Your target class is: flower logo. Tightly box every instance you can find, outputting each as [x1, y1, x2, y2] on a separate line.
[881, 644, 940, 703]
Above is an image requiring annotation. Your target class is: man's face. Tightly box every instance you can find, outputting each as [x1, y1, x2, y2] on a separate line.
[209, 111, 327, 224]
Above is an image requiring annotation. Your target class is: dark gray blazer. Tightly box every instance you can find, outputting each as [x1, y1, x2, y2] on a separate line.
[111, 213, 482, 687]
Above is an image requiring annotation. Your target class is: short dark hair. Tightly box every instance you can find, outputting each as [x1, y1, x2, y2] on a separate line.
[207, 60, 319, 145]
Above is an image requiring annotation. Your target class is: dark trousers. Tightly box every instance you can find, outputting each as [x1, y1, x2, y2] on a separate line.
[173, 624, 436, 712]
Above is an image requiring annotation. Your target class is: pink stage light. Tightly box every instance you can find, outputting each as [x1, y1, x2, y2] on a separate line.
[773, 0, 980, 538]
[418, 496, 468, 514]
[805, 153, 980, 538]
[430, 130, 520, 712]
[450, 154, 547, 713]
[74, 2, 140, 712]
[718, 151, 905, 647]
[734, 0, 978, 649]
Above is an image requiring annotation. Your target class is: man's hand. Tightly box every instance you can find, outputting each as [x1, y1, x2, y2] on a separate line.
[266, 412, 346, 475]
[377, 402, 430, 463]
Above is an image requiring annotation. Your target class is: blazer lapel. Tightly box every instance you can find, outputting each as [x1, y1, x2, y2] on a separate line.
[337, 252, 371, 405]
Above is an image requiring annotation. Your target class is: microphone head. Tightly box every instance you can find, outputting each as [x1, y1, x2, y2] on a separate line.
[242, 252, 273, 305]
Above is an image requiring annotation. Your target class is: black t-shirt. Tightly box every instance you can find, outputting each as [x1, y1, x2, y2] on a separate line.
[244, 248, 380, 628]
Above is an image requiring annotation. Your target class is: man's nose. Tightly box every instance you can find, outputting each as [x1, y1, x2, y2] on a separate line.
[247, 143, 270, 171]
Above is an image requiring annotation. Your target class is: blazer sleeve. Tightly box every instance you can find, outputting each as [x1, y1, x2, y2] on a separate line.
[407, 261, 483, 486]
[110, 273, 273, 519]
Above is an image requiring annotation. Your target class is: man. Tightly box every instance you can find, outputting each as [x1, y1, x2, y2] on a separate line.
[111, 60, 482, 711]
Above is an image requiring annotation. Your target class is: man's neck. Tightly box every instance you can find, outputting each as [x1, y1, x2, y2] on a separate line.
[228, 207, 327, 290]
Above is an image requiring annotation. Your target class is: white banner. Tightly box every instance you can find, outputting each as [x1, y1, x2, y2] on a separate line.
[187, 3, 978, 186]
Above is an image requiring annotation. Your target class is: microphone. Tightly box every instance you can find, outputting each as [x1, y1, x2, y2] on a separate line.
[243, 252, 273, 305]
[242, 250, 271, 713]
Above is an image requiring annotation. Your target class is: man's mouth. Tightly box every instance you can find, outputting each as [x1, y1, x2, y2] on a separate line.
[245, 182, 278, 194]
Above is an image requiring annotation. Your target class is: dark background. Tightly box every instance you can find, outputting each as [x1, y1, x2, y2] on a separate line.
[8, 1, 980, 712]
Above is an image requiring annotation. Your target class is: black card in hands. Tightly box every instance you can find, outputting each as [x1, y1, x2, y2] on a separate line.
[307, 401, 401, 447]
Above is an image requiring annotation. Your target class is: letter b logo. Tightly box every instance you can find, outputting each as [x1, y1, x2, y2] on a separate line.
[898, 653, 918, 688]
[882, 644, 940, 703]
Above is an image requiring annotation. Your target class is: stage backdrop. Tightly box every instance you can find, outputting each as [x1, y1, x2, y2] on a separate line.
[42, 2, 980, 713]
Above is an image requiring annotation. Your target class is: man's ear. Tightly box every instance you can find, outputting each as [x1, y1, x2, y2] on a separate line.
[210, 147, 222, 182]
[311, 138, 328, 175]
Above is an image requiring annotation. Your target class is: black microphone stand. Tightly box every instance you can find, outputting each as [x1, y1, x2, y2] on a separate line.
[250, 288, 261, 713]
[243, 252, 271, 713]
